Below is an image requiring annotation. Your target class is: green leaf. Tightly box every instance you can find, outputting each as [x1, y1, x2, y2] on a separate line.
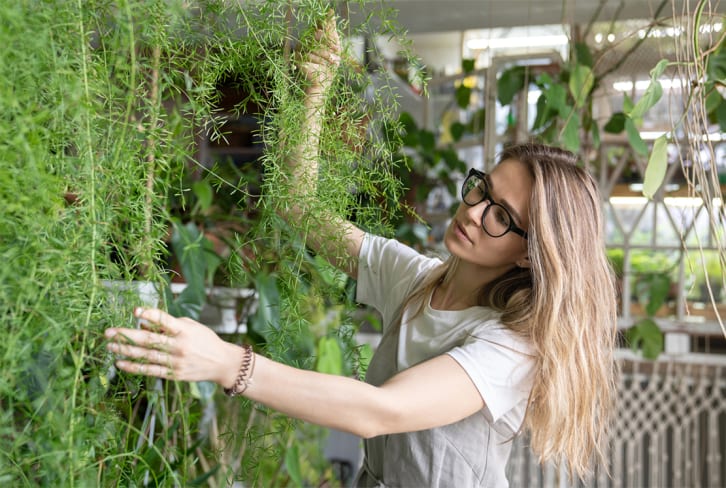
[202, 240, 223, 284]
[629, 79, 663, 119]
[706, 48, 726, 84]
[191, 180, 213, 213]
[168, 220, 215, 319]
[248, 272, 280, 341]
[717, 99, 726, 132]
[534, 73, 552, 92]
[625, 117, 649, 156]
[461, 58, 475, 74]
[357, 343, 373, 379]
[535, 72, 553, 88]
[399, 112, 419, 147]
[560, 109, 580, 153]
[623, 94, 635, 114]
[399, 112, 418, 132]
[312, 255, 348, 293]
[625, 318, 664, 360]
[568, 64, 594, 108]
[450, 121, 466, 142]
[467, 107, 486, 133]
[418, 129, 436, 152]
[316, 336, 343, 375]
[531, 93, 551, 132]
[704, 85, 722, 114]
[440, 146, 465, 172]
[643, 135, 668, 199]
[706, 43, 726, 82]
[402, 131, 419, 148]
[546, 83, 568, 117]
[574, 41, 593, 67]
[644, 273, 672, 316]
[284, 444, 303, 488]
[497, 66, 526, 105]
[649, 58, 669, 80]
[603, 112, 627, 134]
[455, 84, 472, 109]
[171, 220, 203, 283]
[539, 119, 559, 144]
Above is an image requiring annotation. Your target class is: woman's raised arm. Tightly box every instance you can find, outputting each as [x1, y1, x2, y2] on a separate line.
[284, 14, 365, 279]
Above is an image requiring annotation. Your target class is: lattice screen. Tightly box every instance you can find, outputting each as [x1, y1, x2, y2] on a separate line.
[506, 352, 726, 487]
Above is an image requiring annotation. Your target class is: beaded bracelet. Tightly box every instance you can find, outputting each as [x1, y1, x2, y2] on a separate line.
[224, 343, 256, 397]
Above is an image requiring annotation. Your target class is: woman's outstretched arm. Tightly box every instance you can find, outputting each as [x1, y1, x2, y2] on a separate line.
[285, 14, 365, 279]
[105, 308, 484, 439]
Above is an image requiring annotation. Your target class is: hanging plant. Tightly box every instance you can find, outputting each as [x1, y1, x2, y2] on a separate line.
[0, 0, 416, 485]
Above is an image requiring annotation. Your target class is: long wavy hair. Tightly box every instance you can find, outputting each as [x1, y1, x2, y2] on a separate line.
[402, 142, 618, 479]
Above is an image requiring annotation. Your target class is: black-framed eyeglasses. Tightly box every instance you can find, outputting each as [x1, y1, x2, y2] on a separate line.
[460, 168, 528, 240]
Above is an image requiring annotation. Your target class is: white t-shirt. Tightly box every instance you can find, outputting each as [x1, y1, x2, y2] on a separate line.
[357, 233, 535, 433]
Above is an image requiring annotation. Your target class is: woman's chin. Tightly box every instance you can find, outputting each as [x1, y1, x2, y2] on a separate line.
[442, 231, 464, 258]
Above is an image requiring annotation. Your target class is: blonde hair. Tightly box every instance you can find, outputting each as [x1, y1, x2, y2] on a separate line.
[403, 143, 618, 479]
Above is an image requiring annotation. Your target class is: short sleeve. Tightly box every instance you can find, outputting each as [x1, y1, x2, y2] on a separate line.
[446, 327, 534, 423]
[356, 234, 440, 325]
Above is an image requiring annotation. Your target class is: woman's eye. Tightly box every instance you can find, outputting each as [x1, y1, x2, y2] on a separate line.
[494, 208, 509, 225]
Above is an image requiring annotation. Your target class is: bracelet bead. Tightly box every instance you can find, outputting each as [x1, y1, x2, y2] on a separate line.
[224, 343, 255, 397]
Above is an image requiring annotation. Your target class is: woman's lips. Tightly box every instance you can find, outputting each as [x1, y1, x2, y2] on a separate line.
[454, 221, 473, 244]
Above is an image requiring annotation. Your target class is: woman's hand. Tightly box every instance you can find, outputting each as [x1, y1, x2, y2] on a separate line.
[299, 12, 341, 95]
[105, 307, 243, 388]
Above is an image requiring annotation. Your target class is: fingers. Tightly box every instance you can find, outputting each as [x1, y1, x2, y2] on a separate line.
[107, 338, 176, 380]
[310, 13, 341, 62]
[103, 308, 189, 380]
[293, 12, 342, 90]
[107, 341, 173, 367]
[134, 307, 182, 335]
[315, 26, 340, 54]
[307, 51, 340, 69]
[115, 359, 174, 380]
[319, 10, 340, 48]
[106, 327, 174, 352]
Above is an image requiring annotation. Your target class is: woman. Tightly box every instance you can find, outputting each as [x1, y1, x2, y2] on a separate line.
[105, 16, 617, 486]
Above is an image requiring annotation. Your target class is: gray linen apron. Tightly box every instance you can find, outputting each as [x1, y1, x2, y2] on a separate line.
[353, 310, 516, 488]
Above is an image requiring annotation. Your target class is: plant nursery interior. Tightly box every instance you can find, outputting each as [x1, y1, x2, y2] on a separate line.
[1, 0, 724, 486]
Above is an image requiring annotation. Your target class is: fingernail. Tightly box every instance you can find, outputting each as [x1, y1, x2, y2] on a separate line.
[105, 329, 116, 338]
[134, 307, 143, 317]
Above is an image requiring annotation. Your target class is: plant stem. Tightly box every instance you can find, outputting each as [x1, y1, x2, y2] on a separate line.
[582, 0, 607, 39]
[691, 0, 714, 78]
[70, 1, 99, 483]
[142, 44, 161, 277]
[232, 405, 258, 479]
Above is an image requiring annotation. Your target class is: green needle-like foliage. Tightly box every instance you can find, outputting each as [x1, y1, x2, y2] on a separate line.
[0, 0, 413, 485]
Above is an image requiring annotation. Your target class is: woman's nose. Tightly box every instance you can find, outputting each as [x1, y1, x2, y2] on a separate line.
[463, 198, 489, 222]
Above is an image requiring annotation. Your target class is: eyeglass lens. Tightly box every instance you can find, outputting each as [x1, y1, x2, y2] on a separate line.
[462, 174, 514, 237]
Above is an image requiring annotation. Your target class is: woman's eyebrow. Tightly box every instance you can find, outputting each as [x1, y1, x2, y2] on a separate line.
[487, 176, 525, 226]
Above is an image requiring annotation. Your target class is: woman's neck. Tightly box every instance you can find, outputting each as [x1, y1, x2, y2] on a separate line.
[430, 261, 514, 311]
[429, 269, 487, 310]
